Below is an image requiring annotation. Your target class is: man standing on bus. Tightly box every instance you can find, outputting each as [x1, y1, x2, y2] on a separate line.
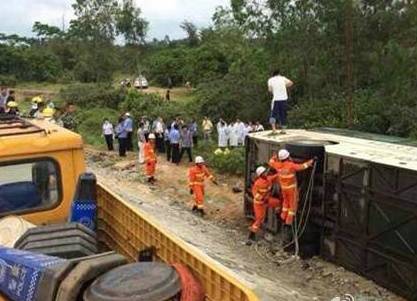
[268, 70, 294, 134]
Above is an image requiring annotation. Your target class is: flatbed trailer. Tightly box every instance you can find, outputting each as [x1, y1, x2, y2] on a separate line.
[0, 116, 260, 301]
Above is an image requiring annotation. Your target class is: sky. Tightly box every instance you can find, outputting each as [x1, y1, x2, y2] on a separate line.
[0, 0, 229, 40]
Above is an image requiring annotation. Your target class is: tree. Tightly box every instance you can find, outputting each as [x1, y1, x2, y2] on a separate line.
[116, 0, 148, 45]
[32, 22, 63, 40]
[180, 20, 199, 46]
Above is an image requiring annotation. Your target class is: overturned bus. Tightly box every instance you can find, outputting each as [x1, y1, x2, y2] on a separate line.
[244, 128, 417, 300]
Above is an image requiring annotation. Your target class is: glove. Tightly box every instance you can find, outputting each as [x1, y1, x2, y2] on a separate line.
[189, 189, 193, 195]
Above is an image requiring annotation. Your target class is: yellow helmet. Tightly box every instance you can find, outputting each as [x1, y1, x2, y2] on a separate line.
[32, 96, 43, 103]
[42, 107, 55, 118]
[7, 101, 18, 108]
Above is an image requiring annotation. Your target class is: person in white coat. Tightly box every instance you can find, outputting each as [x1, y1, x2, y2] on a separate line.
[237, 119, 245, 146]
[229, 122, 239, 147]
[217, 121, 229, 149]
[242, 123, 251, 146]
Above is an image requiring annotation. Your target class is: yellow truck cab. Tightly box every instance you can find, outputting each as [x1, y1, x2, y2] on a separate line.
[0, 116, 259, 301]
[0, 116, 85, 224]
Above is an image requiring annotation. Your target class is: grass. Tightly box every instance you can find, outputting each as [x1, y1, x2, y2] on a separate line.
[15, 82, 68, 93]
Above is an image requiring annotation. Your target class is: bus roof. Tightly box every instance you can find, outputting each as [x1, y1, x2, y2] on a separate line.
[248, 129, 417, 171]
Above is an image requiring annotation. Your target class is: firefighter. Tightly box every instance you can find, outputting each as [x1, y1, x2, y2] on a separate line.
[269, 149, 314, 226]
[188, 156, 218, 217]
[246, 166, 281, 245]
[144, 133, 157, 184]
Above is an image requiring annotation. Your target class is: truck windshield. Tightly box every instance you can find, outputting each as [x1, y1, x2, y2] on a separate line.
[0, 159, 61, 216]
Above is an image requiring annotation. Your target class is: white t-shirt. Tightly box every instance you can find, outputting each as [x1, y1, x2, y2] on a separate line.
[102, 122, 114, 135]
[268, 75, 291, 101]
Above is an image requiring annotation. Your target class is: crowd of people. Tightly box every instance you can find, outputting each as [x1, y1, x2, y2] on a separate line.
[0, 86, 78, 131]
[101, 114, 267, 160]
[202, 117, 265, 149]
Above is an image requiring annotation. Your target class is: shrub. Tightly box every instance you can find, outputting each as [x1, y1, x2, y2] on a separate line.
[76, 108, 120, 146]
[119, 89, 200, 122]
[60, 83, 126, 109]
[194, 142, 245, 176]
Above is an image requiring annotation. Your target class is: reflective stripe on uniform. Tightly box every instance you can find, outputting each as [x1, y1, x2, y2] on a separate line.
[281, 184, 296, 189]
[279, 174, 294, 179]
[189, 182, 204, 186]
[288, 211, 295, 216]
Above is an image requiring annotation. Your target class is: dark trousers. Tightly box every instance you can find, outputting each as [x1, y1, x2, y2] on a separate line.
[165, 141, 171, 161]
[126, 132, 133, 151]
[104, 135, 114, 151]
[270, 100, 288, 127]
[192, 136, 198, 147]
[171, 143, 180, 164]
[179, 147, 193, 163]
[156, 135, 165, 153]
[118, 138, 127, 157]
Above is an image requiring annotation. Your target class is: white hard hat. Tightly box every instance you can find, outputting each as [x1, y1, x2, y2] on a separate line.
[125, 112, 131, 117]
[195, 156, 205, 164]
[279, 149, 290, 161]
[256, 166, 267, 177]
[148, 133, 156, 139]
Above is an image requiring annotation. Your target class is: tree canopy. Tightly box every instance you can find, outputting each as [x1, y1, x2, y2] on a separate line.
[1, 0, 417, 137]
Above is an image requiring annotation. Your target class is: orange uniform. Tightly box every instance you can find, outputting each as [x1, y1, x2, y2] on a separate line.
[269, 156, 312, 225]
[188, 165, 214, 209]
[144, 142, 157, 178]
[250, 174, 281, 233]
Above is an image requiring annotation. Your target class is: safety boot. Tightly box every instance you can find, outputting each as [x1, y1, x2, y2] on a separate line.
[246, 231, 257, 246]
[197, 208, 206, 217]
[191, 205, 198, 212]
[282, 225, 293, 247]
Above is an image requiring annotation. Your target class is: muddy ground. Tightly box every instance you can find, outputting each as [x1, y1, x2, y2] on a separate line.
[86, 147, 404, 301]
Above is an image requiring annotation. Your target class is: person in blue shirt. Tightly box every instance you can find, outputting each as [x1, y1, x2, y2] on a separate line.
[116, 116, 129, 157]
[124, 113, 134, 152]
[169, 124, 181, 164]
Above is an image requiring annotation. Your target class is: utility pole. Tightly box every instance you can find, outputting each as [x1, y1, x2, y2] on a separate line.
[345, 0, 354, 128]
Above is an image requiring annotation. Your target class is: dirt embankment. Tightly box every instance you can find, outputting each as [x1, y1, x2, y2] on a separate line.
[86, 147, 404, 301]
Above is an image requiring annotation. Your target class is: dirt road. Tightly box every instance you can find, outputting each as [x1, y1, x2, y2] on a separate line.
[86, 147, 403, 301]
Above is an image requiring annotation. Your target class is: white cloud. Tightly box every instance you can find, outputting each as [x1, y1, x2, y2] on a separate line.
[0, 0, 229, 39]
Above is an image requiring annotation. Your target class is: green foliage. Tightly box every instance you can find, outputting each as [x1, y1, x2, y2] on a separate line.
[76, 108, 119, 146]
[60, 83, 126, 109]
[119, 89, 199, 121]
[116, 0, 148, 45]
[0, 75, 17, 87]
[194, 142, 245, 176]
